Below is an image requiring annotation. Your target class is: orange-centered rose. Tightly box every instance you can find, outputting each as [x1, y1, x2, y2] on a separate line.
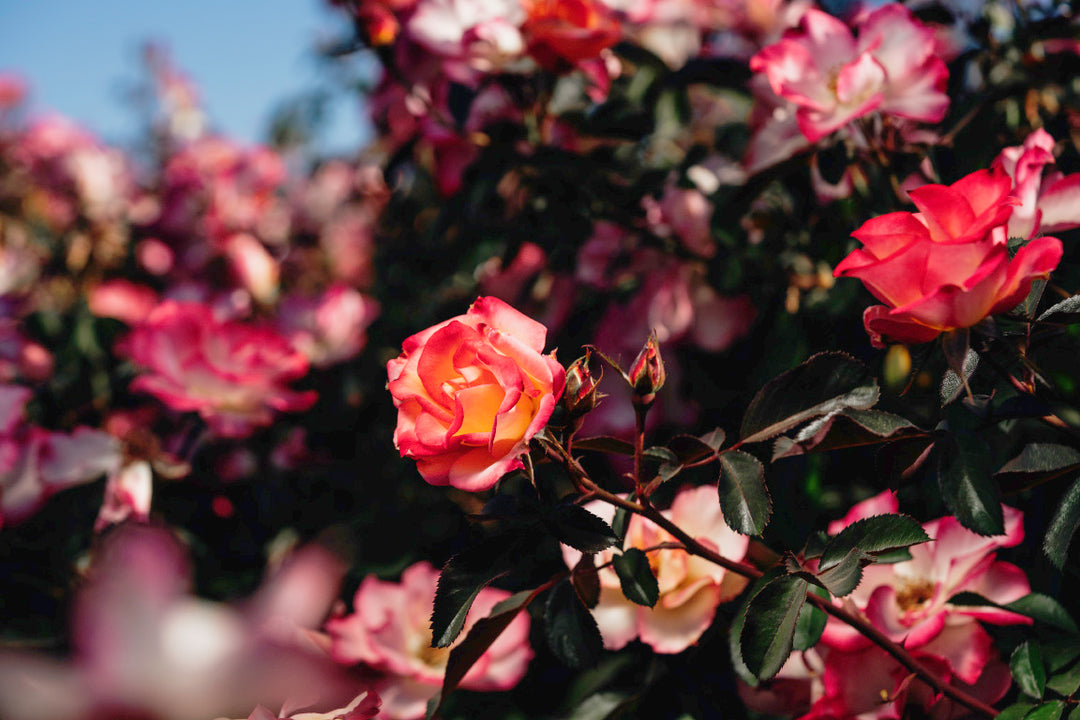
[834, 167, 1064, 348]
[387, 296, 565, 491]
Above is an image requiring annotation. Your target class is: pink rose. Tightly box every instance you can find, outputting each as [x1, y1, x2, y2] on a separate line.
[750, 6, 948, 144]
[834, 167, 1063, 347]
[326, 561, 533, 720]
[994, 128, 1080, 240]
[387, 296, 565, 491]
[278, 285, 380, 368]
[821, 492, 1030, 683]
[562, 485, 749, 653]
[119, 301, 317, 438]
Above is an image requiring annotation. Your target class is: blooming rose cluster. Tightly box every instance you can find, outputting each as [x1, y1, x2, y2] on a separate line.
[0, 65, 383, 528]
[741, 491, 1031, 720]
[327, 561, 533, 719]
[388, 296, 565, 491]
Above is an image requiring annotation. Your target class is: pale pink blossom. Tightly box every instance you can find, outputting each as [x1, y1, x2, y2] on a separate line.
[643, 184, 716, 257]
[94, 460, 153, 531]
[232, 691, 381, 720]
[819, 491, 1030, 695]
[118, 301, 317, 438]
[407, 0, 528, 83]
[562, 485, 749, 653]
[747, 5, 948, 168]
[994, 128, 1080, 240]
[224, 233, 281, 305]
[89, 279, 160, 325]
[1, 413, 122, 528]
[327, 560, 533, 719]
[0, 525, 366, 720]
[278, 285, 380, 368]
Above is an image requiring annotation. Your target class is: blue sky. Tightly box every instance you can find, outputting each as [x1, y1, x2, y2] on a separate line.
[0, 0, 371, 153]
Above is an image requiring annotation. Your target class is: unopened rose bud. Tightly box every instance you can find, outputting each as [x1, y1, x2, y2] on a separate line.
[564, 350, 601, 418]
[628, 334, 665, 406]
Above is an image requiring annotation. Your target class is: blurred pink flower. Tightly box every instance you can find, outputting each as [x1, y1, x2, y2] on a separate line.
[747, 5, 947, 168]
[225, 232, 281, 305]
[1, 402, 122, 527]
[94, 459, 153, 531]
[563, 485, 749, 653]
[995, 128, 1080, 240]
[278, 285, 380, 368]
[0, 525, 366, 720]
[327, 560, 533, 719]
[119, 301, 317, 438]
[89, 279, 160, 325]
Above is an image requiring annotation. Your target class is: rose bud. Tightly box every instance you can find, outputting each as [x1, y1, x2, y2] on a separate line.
[628, 334, 665, 406]
[564, 350, 601, 418]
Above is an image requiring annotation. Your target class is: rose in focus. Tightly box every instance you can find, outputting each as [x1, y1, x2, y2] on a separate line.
[119, 301, 317, 438]
[834, 167, 1063, 347]
[387, 296, 564, 491]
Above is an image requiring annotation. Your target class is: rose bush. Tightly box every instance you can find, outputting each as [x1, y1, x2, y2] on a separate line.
[834, 167, 1064, 347]
[387, 295, 565, 491]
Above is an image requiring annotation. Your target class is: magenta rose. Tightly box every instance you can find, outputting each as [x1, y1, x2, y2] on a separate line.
[834, 167, 1063, 347]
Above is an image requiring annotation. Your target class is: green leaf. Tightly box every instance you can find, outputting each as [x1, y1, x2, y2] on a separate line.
[937, 431, 1005, 536]
[740, 574, 808, 680]
[572, 554, 601, 609]
[431, 535, 527, 647]
[941, 348, 979, 406]
[1037, 294, 1080, 322]
[814, 548, 866, 597]
[997, 703, 1038, 720]
[774, 408, 922, 459]
[999, 444, 1080, 475]
[545, 503, 620, 554]
[718, 450, 772, 535]
[819, 514, 930, 569]
[1023, 700, 1065, 720]
[611, 504, 631, 543]
[666, 434, 717, 464]
[435, 588, 539, 716]
[1045, 641, 1080, 697]
[612, 548, 660, 607]
[700, 428, 726, 452]
[740, 352, 879, 444]
[545, 580, 604, 669]
[792, 587, 828, 651]
[1044, 474, 1080, 570]
[1006, 594, 1079, 634]
[1011, 642, 1047, 698]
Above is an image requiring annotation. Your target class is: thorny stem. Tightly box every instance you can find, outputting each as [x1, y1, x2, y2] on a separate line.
[633, 405, 647, 494]
[545, 439, 998, 719]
